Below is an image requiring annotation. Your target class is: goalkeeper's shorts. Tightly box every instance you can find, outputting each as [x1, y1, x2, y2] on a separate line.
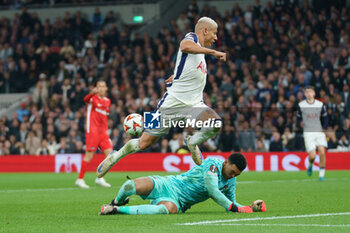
[140, 175, 180, 213]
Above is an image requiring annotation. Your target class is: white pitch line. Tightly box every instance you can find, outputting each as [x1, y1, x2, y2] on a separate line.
[211, 223, 350, 228]
[238, 177, 349, 184]
[179, 212, 350, 226]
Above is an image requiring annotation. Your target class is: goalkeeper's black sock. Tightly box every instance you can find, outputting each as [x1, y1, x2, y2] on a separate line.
[110, 199, 117, 206]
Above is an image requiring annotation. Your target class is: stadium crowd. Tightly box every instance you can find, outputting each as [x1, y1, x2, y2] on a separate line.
[0, 0, 134, 9]
[0, 0, 350, 156]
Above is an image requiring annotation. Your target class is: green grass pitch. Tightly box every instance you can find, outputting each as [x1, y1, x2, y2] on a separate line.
[1, 171, 350, 233]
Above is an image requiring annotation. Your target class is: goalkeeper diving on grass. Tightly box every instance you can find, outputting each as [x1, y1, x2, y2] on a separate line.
[98, 153, 266, 215]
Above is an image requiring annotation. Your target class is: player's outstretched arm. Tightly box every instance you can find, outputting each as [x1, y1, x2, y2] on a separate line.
[204, 173, 252, 213]
[224, 182, 266, 212]
[224, 180, 244, 207]
[180, 40, 226, 61]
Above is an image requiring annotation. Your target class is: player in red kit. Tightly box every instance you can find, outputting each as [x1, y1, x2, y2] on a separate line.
[75, 80, 113, 188]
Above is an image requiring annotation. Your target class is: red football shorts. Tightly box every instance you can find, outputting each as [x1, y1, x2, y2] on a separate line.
[85, 133, 113, 152]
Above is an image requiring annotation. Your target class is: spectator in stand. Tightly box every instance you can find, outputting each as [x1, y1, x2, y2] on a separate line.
[60, 39, 75, 60]
[16, 102, 29, 123]
[340, 84, 350, 115]
[74, 140, 85, 153]
[0, 43, 13, 61]
[57, 137, 73, 154]
[48, 75, 62, 96]
[36, 139, 55, 155]
[111, 128, 123, 150]
[91, 7, 103, 31]
[238, 121, 256, 152]
[337, 134, 349, 151]
[55, 61, 71, 83]
[269, 132, 283, 152]
[17, 122, 28, 144]
[83, 48, 98, 73]
[218, 124, 239, 152]
[48, 135, 58, 154]
[103, 11, 117, 27]
[32, 78, 49, 107]
[326, 129, 338, 150]
[281, 127, 295, 151]
[256, 138, 267, 152]
[169, 133, 180, 153]
[176, 12, 190, 33]
[25, 131, 40, 155]
[160, 138, 171, 153]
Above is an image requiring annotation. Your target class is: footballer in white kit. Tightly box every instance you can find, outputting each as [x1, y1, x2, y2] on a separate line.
[297, 86, 328, 181]
[96, 17, 227, 177]
[147, 32, 214, 136]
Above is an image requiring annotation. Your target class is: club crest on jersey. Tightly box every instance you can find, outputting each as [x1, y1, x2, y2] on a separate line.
[197, 61, 207, 74]
[210, 165, 217, 173]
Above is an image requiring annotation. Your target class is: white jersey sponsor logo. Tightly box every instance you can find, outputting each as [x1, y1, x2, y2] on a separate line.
[95, 108, 109, 116]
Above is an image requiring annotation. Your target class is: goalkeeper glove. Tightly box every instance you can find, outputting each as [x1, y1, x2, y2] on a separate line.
[249, 200, 266, 212]
[228, 203, 253, 213]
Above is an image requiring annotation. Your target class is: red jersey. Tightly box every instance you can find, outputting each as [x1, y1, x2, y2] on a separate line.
[84, 93, 110, 134]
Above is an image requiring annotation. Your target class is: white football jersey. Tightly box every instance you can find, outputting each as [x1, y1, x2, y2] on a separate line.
[167, 32, 207, 105]
[297, 99, 327, 132]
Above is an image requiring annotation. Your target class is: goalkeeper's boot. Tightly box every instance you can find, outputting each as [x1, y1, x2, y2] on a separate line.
[110, 197, 130, 206]
[96, 151, 117, 178]
[75, 179, 90, 189]
[319, 177, 326, 181]
[98, 204, 119, 215]
[307, 166, 312, 176]
[95, 177, 111, 188]
[185, 136, 203, 165]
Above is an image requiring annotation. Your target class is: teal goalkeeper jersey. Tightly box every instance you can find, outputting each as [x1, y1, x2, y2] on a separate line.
[167, 158, 242, 212]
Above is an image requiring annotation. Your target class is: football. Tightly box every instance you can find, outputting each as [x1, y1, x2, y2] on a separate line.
[123, 113, 143, 136]
[251, 200, 267, 212]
